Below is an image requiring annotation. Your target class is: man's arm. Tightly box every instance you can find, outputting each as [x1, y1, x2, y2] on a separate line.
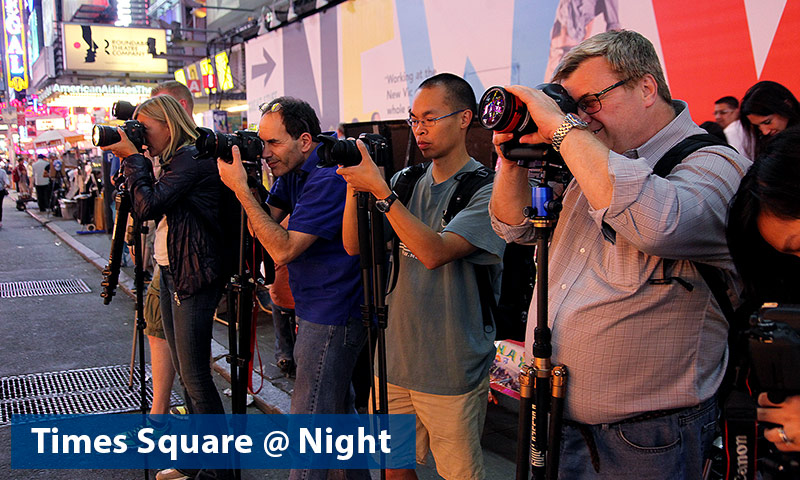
[337, 141, 476, 270]
[341, 183, 360, 256]
[218, 146, 317, 266]
[499, 85, 613, 210]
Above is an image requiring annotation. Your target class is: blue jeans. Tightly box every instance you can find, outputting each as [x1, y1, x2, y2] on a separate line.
[271, 300, 295, 363]
[289, 315, 369, 480]
[558, 397, 718, 479]
[159, 268, 225, 415]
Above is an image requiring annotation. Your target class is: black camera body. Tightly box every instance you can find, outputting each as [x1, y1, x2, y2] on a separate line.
[195, 127, 265, 164]
[746, 304, 800, 401]
[316, 132, 390, 168]
[92, 120, 147, 153]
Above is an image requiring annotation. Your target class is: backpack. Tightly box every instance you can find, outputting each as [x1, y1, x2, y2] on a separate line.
[389, 161, 535, 340]
[637, 134, 761, 479]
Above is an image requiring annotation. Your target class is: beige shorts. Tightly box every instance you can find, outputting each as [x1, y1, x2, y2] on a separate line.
[371, 376, 489, 480]
[143, 266, 163, 339]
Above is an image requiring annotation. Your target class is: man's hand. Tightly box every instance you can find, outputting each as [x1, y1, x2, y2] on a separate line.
[758, 393, 800, 452]
[336, 140, 392, 199]
[507, 85, 568, 145]
[217, 145, 249, 196]
[99, 127, 139, 159]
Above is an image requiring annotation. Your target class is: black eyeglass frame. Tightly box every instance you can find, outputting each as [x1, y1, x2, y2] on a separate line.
[576, 78, 631, 115]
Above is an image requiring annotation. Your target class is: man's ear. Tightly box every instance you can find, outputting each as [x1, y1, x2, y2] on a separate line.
[460, 109, 473, 129]
[299, 132, 314, 153]
[640, 74, 659, 107]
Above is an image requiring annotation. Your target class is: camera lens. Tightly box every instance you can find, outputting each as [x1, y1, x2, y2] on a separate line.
[316, 134, 361, 168]
[92, 125, 121, 147]
[112, 101, 137, 121]
[478, 86, 536, 135]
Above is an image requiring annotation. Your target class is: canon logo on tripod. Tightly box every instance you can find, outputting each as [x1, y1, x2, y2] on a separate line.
[734, 435, 749, 479]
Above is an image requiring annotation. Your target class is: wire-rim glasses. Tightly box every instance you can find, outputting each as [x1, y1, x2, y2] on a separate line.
[576, 78, 630, 115]
[406, 109, 466, 129]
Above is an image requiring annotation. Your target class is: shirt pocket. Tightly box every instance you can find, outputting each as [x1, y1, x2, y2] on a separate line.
[600, 240, 648, 291]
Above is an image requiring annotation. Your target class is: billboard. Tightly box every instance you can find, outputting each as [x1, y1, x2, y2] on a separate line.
[244, 0, 800, 129]
[62, 23, 168, 74]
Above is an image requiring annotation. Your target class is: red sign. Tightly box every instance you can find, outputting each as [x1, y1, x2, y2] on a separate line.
[186, 79, 202, 94]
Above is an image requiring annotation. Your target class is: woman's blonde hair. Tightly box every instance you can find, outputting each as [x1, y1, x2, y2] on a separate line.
[134, 95, 198, 163]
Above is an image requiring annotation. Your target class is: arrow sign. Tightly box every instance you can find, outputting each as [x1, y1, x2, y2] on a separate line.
[251, 48, 277, 87]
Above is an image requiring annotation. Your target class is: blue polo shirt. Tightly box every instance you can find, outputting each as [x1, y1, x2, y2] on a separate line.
[266, 143, 362, 326]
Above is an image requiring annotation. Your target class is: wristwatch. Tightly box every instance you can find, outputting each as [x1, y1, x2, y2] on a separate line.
[551, 113, 589, 152]
[375, 191, 398, 213]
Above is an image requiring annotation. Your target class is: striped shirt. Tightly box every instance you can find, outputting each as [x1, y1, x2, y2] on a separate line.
[491, 101, 752, 424]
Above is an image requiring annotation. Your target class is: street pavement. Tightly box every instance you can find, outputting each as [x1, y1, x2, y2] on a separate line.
[0, 191, 517, 479]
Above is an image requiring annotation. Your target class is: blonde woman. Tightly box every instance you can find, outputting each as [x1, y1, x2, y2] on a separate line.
[101, 95, 231, 480]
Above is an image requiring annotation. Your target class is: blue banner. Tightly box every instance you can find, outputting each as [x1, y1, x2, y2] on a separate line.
[11, 414, 416, 470]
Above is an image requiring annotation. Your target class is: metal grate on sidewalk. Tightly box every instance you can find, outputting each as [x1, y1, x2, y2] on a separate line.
[0, 365, 183, 425]
[0, 279, 91, 298]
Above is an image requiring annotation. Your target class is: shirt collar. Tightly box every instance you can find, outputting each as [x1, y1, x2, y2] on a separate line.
[623, 100, 703, 168]
[297, 132, 332, 176]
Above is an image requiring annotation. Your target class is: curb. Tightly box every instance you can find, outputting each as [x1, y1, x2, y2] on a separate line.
[17, 191, 290, 415]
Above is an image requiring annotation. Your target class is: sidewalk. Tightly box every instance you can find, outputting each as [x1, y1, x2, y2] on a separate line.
[10, 190, 518, 479]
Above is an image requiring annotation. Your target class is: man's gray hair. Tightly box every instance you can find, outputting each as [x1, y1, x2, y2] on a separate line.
[552, 30, 672, 104]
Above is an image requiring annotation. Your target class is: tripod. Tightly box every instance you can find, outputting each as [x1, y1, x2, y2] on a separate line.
[510, 148, 569, 480]
[355, 191, 390, 477]
[100, 183, 149, 480]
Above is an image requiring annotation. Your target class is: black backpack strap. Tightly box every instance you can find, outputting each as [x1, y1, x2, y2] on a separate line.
[475, 264, 498, 334]
[442, 165, 496, 333]
[387, 162, 430, 294]
[652, 133, 734, 178]
[442, 166, 495, 226]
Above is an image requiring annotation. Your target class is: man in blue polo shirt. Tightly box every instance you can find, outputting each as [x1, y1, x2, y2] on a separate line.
[217, 97, 367, 480]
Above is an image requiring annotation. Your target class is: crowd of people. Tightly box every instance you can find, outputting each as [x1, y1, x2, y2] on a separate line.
[6, 26, 800, 480]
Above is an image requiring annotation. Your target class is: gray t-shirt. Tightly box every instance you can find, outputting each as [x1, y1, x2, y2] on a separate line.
[386, 158, 505, 395]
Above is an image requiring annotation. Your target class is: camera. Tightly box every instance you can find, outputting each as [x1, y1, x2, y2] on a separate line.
[92, 120, 147, 152]
[316, 132, 390, 168]
[478, 83, 579, 136]
[478, 84, 576, 178]
[746, 303, 800, 400]
[112, 100, 137, 121]
[195, 127, 265, 164]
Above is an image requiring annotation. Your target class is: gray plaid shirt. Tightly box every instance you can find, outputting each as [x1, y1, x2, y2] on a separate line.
[491, 101, 751, 424]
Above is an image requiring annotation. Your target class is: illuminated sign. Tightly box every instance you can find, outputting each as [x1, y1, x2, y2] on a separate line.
[215, 52, 234, 91]
[62, 23, 168, 74]
[3, 0, 29, 91]
[36, 118, 66, 131]
[174, 52, 235, 97]
[39, 83, 152, 99]
[200, 57, 216, 93]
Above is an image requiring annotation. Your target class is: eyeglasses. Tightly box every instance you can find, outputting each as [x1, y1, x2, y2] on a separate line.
[406, 109, 466, 129]
[714, 109, 733, 116]
[576, 78, 630, 114]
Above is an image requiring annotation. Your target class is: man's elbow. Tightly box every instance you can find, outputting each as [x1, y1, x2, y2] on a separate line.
[343, 243, 360, 257]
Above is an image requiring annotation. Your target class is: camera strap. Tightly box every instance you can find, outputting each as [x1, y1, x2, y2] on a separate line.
[722, 390, 758, 480]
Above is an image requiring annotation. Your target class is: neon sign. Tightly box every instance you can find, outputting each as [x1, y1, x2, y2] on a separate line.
[2, 0, 28, 91]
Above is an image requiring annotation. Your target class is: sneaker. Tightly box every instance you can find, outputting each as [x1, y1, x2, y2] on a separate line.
[120, 418, 169, 448]
[277, 358, 296, 378]
[169, 405, 189, 419]
[155, 468, 190, 480]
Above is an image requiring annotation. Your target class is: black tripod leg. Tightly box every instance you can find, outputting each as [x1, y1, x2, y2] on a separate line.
[546, 366, 567, 480]
[516, 366, 533, 480]
[131, 211, 150, 480]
